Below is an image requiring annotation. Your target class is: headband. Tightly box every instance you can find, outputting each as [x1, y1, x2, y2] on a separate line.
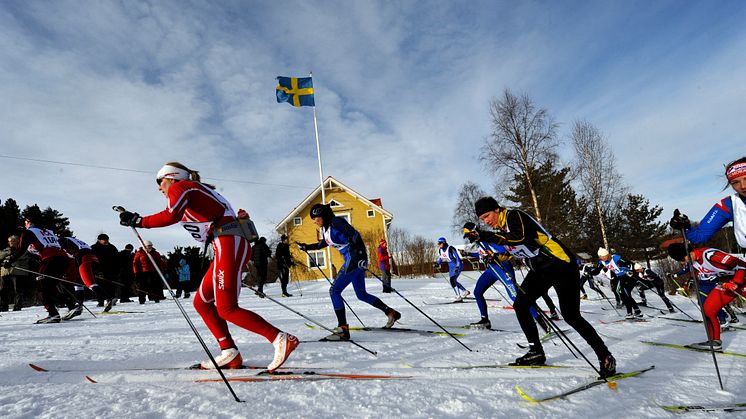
[156, 164, 189, 181]
[726, 162, 746, 183]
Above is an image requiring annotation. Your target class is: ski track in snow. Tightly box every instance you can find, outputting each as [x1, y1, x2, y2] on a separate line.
[1, 278, 744, 418]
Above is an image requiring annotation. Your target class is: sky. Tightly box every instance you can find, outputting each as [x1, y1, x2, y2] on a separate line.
[1, 0, 745, 253]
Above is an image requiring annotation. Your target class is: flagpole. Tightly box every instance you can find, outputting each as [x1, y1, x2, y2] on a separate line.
[309, 71, 332, 279]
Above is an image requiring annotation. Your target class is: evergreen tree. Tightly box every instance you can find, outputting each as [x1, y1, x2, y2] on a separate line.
[21, 205, 73, 237]
[504, 159, 586, 248]
[0, 198, 23, 245]
[616, 194, 666, 264]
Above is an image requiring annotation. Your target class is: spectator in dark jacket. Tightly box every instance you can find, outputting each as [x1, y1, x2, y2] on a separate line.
[133, 240, 167, 303]
[275, 235, 294, 297]
[117, 244, 135, 302]
[252, 237, 271, 295]
[1, 235, 37, 311]
[91, 233, 120, 304]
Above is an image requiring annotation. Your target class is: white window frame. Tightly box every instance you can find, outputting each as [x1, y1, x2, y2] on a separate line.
[293, 217, 302, 226]
[336, 212, 351, 225]
[366, 209, 375, 218]
[307, 250, 326, 269]
[329, 199, 343, 208]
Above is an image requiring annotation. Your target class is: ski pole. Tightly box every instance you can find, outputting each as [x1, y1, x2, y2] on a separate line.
[678, 228, 724, 391]
[300, 248, 366, 328]
[113, 206, 243, 403]
[14, 267, 97, 318]
[592, 281, 620, 315]
[251, 287, 377, 356]
[364, 267, 473, 352]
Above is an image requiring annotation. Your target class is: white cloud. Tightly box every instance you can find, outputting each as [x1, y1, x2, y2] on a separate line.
[2, 1, 745, 253]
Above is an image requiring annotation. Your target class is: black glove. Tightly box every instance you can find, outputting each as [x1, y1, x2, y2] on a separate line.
[433, 262, 440, 269]
[669, 209, 691, 230]
[2, 259, 11, 269]
[119, 211, 142, 227]
[297, 243, 308, 251]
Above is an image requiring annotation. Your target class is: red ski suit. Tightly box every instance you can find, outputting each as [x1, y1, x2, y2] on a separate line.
[691, 248, 746, 340]
[141, 180, 279, 349]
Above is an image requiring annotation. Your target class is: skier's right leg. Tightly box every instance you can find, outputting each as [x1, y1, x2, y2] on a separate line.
[512, 271, 550, 364]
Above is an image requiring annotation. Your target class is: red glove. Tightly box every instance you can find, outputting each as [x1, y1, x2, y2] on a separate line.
[722, 282, 740, 292]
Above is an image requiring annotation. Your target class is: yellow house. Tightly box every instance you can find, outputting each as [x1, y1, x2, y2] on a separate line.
[275, 176, 393, 281]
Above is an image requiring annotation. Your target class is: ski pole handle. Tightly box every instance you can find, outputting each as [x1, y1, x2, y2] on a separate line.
[112, 206, 126, 213]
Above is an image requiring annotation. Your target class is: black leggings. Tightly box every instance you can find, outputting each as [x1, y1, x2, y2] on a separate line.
[618, 276, 639, 314]
[40, 256, 74, 316]
[512, 261, 610, 359]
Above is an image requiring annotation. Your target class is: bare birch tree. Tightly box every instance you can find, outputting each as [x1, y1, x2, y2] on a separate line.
[482, 89, 559, 222]
[570, 119, 625, 250]
[451, 181, 487, 233]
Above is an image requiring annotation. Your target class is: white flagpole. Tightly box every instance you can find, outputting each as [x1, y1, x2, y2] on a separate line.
[311, 72, 325, 205]
[309, 72, 332, 279]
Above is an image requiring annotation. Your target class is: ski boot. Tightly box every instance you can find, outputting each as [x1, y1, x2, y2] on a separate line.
[198, 347, 244, 369]
[509, 345, 546, 366]
[580, 294, 588, 300]
[103, 299, 115, 313]
[324, 325, 350, 341]
[35, 314, 61, 324]
[689, 340, 722, 351]
[668, 306, 675, 313]
[634, 310, 644, 319]
[61, 305, 83, 320]
[268, 332, 299, 373]
[384, 308, 401, 328]
[615, 302, 623, 309]
[598, 353, 617, 378]
[469, 317, 491, 330]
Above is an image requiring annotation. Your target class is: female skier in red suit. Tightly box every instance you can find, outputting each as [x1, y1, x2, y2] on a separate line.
[119, 162, 298, 371]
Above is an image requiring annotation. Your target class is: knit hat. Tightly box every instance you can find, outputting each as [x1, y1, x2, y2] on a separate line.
[597, 247, 610, 257]
[462, 222, 477, 238]
[97, 233, 109, 241]
[633, 263, 643, 271]
[666, 243, 688, 261]
[474, 197, 500, 217]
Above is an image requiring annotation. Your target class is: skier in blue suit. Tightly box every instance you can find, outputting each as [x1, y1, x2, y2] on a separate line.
[435, 237, 470, 301]
[299, 203, 401, 341]
[463, 222, 549, 332]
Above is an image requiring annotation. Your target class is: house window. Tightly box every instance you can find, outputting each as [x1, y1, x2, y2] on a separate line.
[366, 210, 375, 218]
[307, 250, 326, 269]
[329, 199, 342, 208]
[337, 212, 351, 224]
[293, 217, 302, 226]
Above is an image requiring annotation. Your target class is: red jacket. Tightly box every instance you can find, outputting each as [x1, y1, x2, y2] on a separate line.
[377, 245, 391, 271]
[133, 248, 167, 275]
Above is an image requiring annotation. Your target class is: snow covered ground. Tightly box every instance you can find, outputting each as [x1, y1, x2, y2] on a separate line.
[1, 275, 745, 418]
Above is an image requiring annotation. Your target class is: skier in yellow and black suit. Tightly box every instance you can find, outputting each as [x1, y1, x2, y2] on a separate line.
[467, 196, 615, 377]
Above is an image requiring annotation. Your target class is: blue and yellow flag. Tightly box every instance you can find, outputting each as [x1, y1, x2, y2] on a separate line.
[276, 76, 315, 107]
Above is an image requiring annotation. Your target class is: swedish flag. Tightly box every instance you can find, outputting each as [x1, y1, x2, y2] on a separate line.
[276, 76, 315, 107]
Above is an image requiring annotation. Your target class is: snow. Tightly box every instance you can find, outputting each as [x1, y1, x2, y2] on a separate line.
[1, 276, 745, 418]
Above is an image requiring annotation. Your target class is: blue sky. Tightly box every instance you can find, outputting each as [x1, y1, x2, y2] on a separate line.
[1, 1, 745, 252]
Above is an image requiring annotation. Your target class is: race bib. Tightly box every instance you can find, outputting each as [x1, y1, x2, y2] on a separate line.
[504, 244, 540, 259]
[181, 221, 212, 243]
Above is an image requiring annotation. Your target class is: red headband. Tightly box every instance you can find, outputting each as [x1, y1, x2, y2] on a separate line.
[726, 162, 746, 182]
